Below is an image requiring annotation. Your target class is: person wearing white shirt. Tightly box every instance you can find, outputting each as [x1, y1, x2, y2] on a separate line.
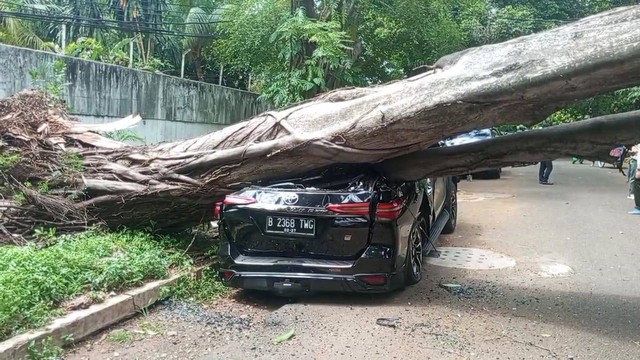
[628, 145, 640, 197]
[629, 144, 640, 215]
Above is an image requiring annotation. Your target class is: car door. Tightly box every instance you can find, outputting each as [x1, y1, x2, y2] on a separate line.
[432, 177, 446, 215]
[431, 141, 447, 215]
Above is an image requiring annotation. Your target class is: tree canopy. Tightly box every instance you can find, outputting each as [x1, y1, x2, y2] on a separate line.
[0, 0, 639, 116]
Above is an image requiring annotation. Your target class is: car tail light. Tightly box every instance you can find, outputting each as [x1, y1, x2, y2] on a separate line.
[375, 199, 406, 219]
[221, 271, 236, 281]
[213, 201, 223, 219]
[326, 198, 406, 220]
[357, 274, 387, 286]
[326, 202, 370, 216]
[223, 194, 257, 205]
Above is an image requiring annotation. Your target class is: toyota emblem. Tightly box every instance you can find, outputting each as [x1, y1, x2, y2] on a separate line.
[282, 193, 299, 205]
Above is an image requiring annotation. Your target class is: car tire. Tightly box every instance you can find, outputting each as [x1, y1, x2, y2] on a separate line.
[442, 179, 457, 234]
[404, 216, 426, 286]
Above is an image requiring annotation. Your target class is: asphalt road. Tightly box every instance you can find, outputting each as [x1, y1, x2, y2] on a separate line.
[204, 160, 640, 360]
[68, 160, 640, 360]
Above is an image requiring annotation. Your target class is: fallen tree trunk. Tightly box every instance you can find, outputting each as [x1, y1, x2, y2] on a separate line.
[378, 110, 640, 180]
[3, 5, 640, 242]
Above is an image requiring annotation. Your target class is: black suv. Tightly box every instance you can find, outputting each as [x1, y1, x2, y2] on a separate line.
[216, 167, 457, 294]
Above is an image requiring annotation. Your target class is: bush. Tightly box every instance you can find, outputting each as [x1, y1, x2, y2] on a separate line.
[0, 229, 193, 340]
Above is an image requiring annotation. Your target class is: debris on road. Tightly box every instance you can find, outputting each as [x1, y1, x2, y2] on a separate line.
[439, 283, 463, 292]
[376, 317, 400, 328]
[273, 329, 295, 344]
[162, 300, 253, 331]
[439, 282, 481, 299]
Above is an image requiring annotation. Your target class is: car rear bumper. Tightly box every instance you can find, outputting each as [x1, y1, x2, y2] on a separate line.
[219, 271, 395, 294]
[217, 242, 402, 294]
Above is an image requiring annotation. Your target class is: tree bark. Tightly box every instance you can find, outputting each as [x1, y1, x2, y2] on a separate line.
[194, 55, 204, 82]
[378, 111, 640, 180]
[3, 6, 640, 242]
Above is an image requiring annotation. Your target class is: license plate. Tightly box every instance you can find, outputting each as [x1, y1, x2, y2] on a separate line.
[265, 216, 315, 236]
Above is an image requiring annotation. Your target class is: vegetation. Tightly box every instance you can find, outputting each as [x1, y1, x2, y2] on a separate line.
[170, 268, 227, 303]
[103, 130, 145, 143]
[107, 329, 135, 344]
[0, 229, 207, 341]
[65, 37, 129, 66]
[498, 85, 640, 133]
[26, 337, 65, 360]
[1, 0, 637, 115]
[0, 0, 638, 106]
[1, 0, 638, 121]
[0, 153, 20, 171]
[540, 86, 640, 127]
[28, 59, 69, 100]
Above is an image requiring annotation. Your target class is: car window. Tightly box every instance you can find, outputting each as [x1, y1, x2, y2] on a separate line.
[447, 128, 492, 141]
[471, 129, 492, 137]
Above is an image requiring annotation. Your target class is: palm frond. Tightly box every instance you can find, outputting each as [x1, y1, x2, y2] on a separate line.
[185, 7, 215, 33]
[183, 7, 215, 49]
[0, 17, 55, 51]
[20, 0, 66, 14]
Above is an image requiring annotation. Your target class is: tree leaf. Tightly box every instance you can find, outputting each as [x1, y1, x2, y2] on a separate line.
[272, 329, 295, 344]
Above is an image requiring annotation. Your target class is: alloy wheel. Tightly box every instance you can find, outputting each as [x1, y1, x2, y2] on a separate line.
[450, 188, 457, 226]
[409, 220, 424, 279]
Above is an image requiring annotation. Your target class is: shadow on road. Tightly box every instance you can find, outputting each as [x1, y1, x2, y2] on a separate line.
[258, 275, 640, 342]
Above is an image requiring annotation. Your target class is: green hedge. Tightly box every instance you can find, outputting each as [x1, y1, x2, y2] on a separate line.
[0, 230, 192, 341]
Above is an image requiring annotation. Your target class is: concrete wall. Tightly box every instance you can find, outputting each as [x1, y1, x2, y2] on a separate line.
[0, 44, 269, 144]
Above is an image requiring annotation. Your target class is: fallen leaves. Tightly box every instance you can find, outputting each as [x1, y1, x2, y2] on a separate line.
[273, 329, 295, 344]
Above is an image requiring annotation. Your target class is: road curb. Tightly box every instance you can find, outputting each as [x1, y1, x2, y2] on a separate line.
[0, 266, 208, 360]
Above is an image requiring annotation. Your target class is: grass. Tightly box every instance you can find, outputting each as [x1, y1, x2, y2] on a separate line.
[59, 151, 84, 173]
[138, 321, 163, 335]
[107, 329, 135, 344]
[0, 152, 21, 171]
[0, 229, 200, 341]
[170, 268, 228, 303]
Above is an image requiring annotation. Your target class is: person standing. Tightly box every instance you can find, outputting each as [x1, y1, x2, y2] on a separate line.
[629, 161, 640, 215]
[629, 144, 640, 215]
[539, 160, 554, 185]
[628, 144, 640, 200]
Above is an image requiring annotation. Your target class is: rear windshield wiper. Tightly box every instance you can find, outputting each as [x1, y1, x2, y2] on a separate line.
[265, 182, 305, 189]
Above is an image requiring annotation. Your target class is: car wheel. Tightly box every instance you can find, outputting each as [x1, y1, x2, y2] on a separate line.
[404, 216, 426, 285]
[442, 179, 457, 234]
